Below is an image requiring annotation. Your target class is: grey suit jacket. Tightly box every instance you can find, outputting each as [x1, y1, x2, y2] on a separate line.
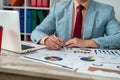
[31, 0, 120, 49]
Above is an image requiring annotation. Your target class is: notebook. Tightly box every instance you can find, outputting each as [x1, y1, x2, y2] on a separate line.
[0, 10, 46, 53]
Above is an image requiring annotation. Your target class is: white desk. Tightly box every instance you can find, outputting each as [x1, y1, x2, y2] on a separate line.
[0, 49, 120, 80]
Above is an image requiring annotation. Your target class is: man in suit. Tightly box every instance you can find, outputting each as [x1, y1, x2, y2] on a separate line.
[31, 0, 120, 50]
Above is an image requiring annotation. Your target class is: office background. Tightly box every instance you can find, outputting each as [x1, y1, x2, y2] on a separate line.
[0, 0, 119, 20]
[0, 1, 1, 9]
[0, 0, 120, 41]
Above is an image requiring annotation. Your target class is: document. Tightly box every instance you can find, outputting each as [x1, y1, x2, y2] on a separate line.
[21, 48, 120, 78]
[22, 50, 79, 70]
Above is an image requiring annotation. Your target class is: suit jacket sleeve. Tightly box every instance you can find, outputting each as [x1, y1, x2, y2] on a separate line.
[31, 4, 56, 44]
[92, 7, 120, 49]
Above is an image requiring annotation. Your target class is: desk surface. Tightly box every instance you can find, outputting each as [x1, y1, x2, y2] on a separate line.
[0, 50, 120, 80]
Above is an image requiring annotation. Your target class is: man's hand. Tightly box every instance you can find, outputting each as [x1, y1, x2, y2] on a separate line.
[65, 38, 99, 48]
[45, 35, 64, 50]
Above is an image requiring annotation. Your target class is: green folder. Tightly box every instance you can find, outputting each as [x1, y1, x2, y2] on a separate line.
[37, 10, 45, 23]
[32, 10, 37, 31]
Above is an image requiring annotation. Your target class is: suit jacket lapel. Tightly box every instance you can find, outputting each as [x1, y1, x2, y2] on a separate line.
[83, 0, 97, 40]
[64, 0, 74, 42]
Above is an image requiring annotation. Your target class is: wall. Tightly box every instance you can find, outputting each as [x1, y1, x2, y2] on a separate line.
[0, 0, 1, 9]
[95, 0, 120, 21]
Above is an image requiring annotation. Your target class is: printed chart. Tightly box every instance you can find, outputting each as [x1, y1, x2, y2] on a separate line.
[22, 48, 120, 78]
[44, 56, 63, 61]
[80, 56, 95, 62]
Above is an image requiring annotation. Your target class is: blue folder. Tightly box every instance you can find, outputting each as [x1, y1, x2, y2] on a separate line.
[26, 10, 32, 33]
[20, 9, 24, 33]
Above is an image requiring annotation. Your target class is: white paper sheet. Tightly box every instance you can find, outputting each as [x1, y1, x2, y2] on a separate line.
[21, 48, 120, 78]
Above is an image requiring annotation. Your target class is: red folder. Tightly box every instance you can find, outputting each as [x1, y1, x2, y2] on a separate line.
[0, 26, 3, 53]
[9, 0, 24, 6]
[37, 0, 42, 7]
[31, 0, 37, 7]
[42, 0, 49, 8]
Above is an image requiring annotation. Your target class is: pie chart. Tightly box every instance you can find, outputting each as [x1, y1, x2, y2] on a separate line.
[80, 57, 95, 62]
[45, 56, 63, 61]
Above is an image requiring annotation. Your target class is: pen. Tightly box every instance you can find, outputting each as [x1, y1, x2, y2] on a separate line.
[24, 56, 73, 70]
[53, 35, 64, 48]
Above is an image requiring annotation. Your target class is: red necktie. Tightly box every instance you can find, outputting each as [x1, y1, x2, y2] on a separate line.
[73, 5, 84, 38]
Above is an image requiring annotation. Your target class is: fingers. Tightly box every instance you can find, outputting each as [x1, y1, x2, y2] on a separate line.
[65, 43, 78, 48]
[45, 37, 98, 49]
[45, 35, 64, 50]
[65, 39, 75, 48]
[65, 38, 81, 48]
[46, 39, 60, 50]
[53, 35, 64, 46]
